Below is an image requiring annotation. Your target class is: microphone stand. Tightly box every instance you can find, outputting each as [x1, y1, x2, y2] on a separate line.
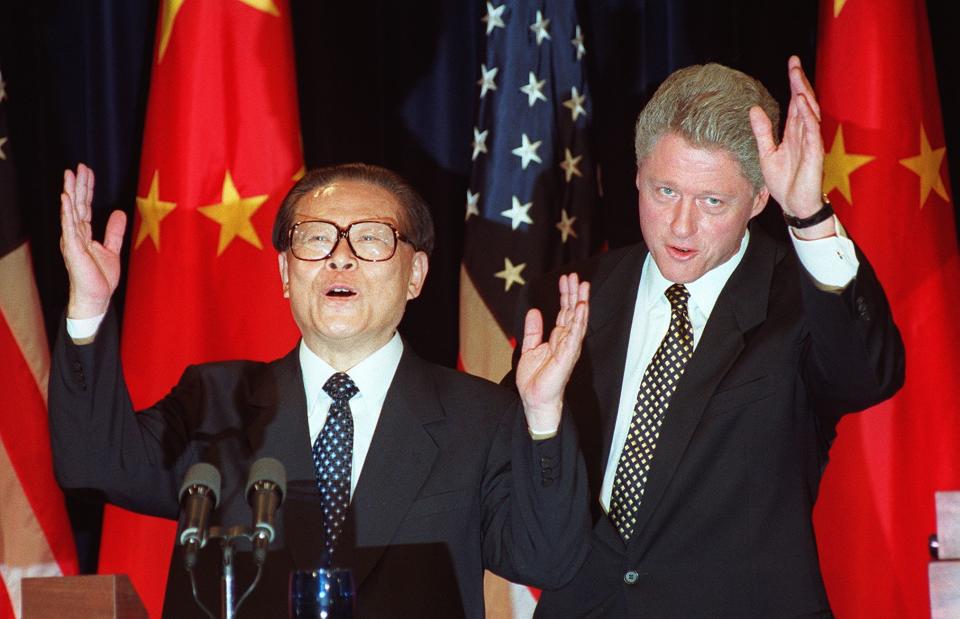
[203, 525, 262, 619]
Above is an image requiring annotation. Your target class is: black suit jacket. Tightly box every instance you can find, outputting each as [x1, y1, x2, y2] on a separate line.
[48, 311, 590, 618]
[512, 226, 904, 618]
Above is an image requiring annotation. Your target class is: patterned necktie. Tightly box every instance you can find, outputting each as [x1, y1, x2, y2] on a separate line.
[609, 283, 693, 542]
[312, 372, 359, 560]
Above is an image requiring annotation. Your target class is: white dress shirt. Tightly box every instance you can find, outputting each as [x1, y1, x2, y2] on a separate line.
[299, 333, 403, 496]
[598, 220, 859, 511]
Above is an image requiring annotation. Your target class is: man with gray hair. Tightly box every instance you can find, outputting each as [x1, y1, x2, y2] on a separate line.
[513, 57, 904, 616]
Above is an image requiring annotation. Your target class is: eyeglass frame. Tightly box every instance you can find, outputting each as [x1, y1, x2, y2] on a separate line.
[286, 218, 418, 262]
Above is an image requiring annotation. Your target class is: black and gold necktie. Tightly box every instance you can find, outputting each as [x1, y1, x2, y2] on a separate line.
[312, 372, 358, 560]
[609, 283, 693, 542]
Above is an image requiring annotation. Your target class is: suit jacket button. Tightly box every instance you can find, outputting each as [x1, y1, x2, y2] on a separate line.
[623, 570, 639, 585]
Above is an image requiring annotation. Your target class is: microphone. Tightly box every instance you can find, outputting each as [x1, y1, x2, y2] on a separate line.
[246, 457, 287, 566]
[177, 462, 221, 571]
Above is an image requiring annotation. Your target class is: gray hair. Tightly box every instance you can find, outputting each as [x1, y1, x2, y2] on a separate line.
[634, 63, 780, 192]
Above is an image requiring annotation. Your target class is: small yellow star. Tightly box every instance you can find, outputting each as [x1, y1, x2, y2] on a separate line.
[556, 209, 578, 243]
[198, 170, 268, 255]
[159, 0, 279, 61]
[495, 257, 527, 291]
[899, 124, 950, 208]
[833, 0, 848, 18]
[0, 136, 7, 160]
[822, 124, 874, 205]
[135, 170, 177, 250]
[559, 148, 583, 183]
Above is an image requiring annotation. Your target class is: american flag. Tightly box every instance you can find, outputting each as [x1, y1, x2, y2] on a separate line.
[457, 2, 601, 615]
[459, 0, 600, 384]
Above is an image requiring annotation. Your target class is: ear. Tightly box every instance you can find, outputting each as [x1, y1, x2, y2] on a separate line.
[750, 186, 770, 219]
[278, 253, 290, 298]
[635, 168, 642, 191]
[406, 251, 429, 301]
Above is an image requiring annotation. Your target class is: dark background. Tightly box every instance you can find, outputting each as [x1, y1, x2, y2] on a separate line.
[2, 0, 957, 573]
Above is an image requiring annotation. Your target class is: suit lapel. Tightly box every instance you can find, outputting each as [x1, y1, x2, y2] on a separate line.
[334, 346, 443, 588]
[627, 229, 779, 556]
[580, 244, 648, 468]
[244, 346, 315, 481]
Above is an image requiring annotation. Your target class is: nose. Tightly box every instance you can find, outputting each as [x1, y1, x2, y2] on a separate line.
[670, 199, 697, 239]
[324, 236, 357, 271]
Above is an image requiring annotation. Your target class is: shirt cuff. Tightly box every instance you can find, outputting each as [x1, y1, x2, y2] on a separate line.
[528, 426, 559, 441]
[66, 312, 106, 342]
[789, 216, 859, 290]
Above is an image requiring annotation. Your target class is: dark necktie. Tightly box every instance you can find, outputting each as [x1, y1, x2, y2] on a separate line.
[312, 372, 358, 560]
[609, 283, 693, 542]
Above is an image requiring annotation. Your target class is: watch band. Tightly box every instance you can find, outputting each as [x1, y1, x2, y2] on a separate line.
[783, 194, 834, 229]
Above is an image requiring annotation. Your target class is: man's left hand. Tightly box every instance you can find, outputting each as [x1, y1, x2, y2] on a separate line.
[515, 273, 590, 435]
[750, 55, 834, 239]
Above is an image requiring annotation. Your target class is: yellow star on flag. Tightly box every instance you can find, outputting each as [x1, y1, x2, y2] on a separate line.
[833, 0, 848, 18]
[556, 209, 578, 243]
[495, 257, 527, 291]
[159, 0, 280, 61]
[198, 170, 268, 255]
[135, 170, 177, 250]
[822, 124, 874, 205]
[899, 124, 950, 208]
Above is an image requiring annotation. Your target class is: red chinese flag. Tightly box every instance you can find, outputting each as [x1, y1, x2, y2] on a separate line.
[98, 1, 303, 616]
[813, 0, 960, 616]
[1, 68, 78, 619]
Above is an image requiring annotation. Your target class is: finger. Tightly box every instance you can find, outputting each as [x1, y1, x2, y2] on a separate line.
[788, 55, 820, 122]
[60, 192, 77, 244]
[75, 165, 91, 222]
[749, 106, 777, 158]
[521, 308, 544, 353]
[63, 169, 77, 206]
[577, 280, 590, 305]
[103, 210, 128, 255]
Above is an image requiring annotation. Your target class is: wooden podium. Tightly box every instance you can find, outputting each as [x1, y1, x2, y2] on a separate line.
[930, 491, 960, 619]
[21, 574, 147, 619]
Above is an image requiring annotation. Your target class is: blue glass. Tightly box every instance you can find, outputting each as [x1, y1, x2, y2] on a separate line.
[289, 568, 355, 619]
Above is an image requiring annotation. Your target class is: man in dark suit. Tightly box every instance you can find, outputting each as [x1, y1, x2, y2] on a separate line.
[515, 57, 905, 617]
[50, 163, 592, 617]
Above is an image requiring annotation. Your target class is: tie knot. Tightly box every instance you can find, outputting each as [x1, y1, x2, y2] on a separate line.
[323, 372, 358, 401]
[664, 283, 689, 309]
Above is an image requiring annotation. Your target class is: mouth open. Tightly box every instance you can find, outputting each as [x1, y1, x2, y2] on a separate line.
[667, 245, 697, 259]
[325, 285, 358, 298]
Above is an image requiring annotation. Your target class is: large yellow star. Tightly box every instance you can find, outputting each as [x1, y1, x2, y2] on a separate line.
[495, 257, 527, 292]
[899, 124, 950, 209]
[135, 170, 177, 250]
[198, 170, 268, 255]
[822, 125, 874, 205]
[159, 0, 280, 61]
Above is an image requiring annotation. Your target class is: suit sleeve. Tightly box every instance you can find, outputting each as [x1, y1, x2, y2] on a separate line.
[48, 306, 200, 519]
[479, 397, 591, 590]
[798, 244, 905, 417]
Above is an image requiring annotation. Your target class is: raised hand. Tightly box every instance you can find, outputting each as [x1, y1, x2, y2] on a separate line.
[515, 273, 590, 433]
[749, 56, 831, 237]
[60, 164, 127, 318]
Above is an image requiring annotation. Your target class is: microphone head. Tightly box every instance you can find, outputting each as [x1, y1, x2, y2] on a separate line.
[179, 462, 222, 508]
[246, 457, 287, 502]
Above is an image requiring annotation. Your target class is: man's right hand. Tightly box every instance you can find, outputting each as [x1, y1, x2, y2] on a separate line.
[60, 164, 127, 318]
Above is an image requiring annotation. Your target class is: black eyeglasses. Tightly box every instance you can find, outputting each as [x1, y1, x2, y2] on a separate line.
[288, 219, 416, 262]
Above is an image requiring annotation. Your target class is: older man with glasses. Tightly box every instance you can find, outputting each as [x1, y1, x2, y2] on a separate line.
[49, 162, 592, 618]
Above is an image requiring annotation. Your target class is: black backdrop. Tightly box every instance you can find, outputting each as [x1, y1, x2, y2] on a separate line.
[2, 0, 957, 573]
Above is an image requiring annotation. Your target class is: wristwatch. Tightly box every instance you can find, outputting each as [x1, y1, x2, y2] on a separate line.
[782, 194, 834, 229]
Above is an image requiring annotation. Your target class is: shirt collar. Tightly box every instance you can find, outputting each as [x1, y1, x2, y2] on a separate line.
[299, 332, 404, 407]
[640, 228, 750, 317]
